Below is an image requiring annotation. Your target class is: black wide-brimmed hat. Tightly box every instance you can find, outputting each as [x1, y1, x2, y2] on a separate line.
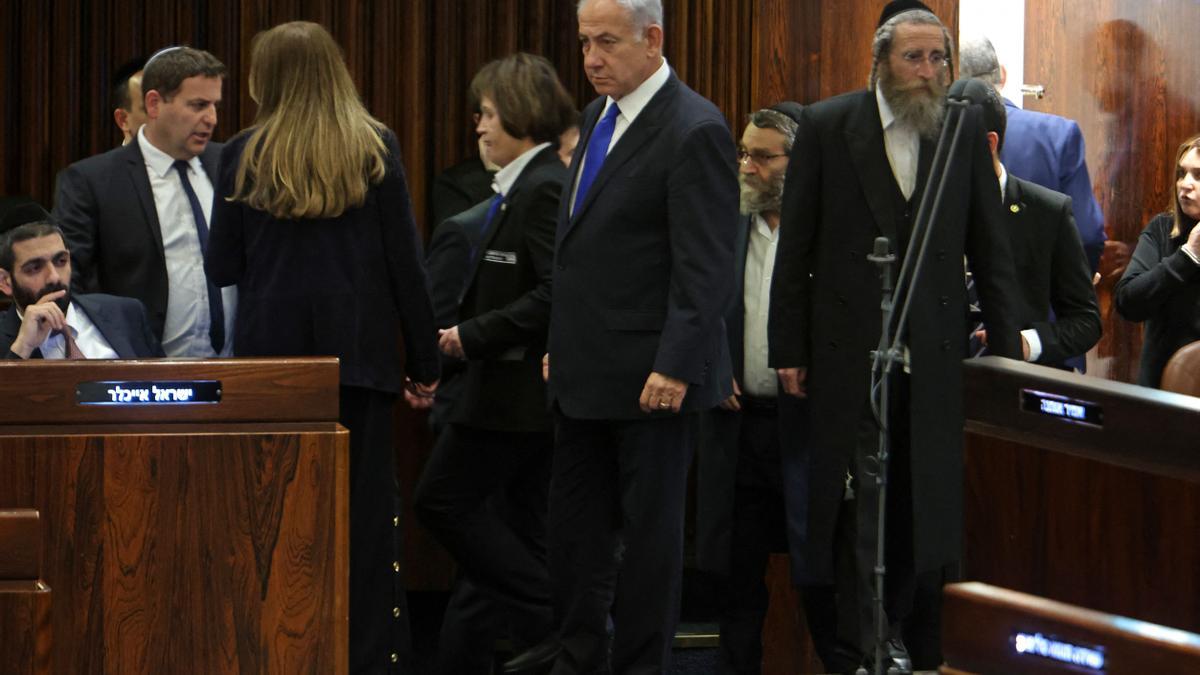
[878, 0, 933, 27]
[0, 199, 53, 236]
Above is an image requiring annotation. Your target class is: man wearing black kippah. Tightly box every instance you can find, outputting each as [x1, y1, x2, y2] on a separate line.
[767, 2, 1022, 672]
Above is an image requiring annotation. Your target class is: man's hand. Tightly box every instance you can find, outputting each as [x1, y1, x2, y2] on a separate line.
[718, 377, 742, 411]
[638, 372, 689, 413]
[438, 327, 465, 359]
[403, 377, 438, 410]
[10, 290, 67, 359]
[542, 353, 549, 382]
[778, 367, 807, 398]
[1020, 334, 1031, 360]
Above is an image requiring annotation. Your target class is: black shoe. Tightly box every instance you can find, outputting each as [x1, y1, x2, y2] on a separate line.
[884, 637, 913, 675]
[503, 638, 560, 674]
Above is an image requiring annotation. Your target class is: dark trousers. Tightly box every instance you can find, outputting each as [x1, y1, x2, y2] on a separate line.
[716, 403, 788, 675]
[549, 411, 695, 675]
[342, 386, 409, 674]
[804, 375, 946, 672]
[414, 423, 554, 674]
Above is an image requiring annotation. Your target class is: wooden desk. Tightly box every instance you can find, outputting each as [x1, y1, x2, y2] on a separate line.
[962, 357, 1200, 634]
[0, 358, 348, 675]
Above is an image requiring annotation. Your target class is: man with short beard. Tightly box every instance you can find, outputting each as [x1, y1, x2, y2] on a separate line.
[694, 103, 814, 674]
[767, 1, 1022, 672]
[0, 205, 162, 360]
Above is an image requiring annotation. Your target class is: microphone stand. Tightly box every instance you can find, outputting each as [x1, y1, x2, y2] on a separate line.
[861, 96, 971, 675]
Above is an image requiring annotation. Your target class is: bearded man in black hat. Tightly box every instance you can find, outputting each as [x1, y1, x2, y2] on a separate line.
[767, 2, 1022, 672]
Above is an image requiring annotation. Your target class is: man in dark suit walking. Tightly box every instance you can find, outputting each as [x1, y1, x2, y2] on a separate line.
[1, 209, 162, 360]
[54, 46, 234, 358]
[536, 1, 738, 672]
[767, 2, 1022, 672]
[972, 82, 1102, 368]
[693, 104, 812, 674]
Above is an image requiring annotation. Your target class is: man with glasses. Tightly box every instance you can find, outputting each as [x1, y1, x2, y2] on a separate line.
[767, 2, 1020, 672]
[694, 103, 813, 674]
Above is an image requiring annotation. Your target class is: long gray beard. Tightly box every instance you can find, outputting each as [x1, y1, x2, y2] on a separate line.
[880, 72, 947, 139]
[739, 172, 785, 215]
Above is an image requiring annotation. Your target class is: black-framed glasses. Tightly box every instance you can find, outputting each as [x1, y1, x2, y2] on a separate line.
[738, 149, 787, 165]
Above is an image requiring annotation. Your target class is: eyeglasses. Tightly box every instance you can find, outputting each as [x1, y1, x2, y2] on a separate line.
[900, 51, 948, 69]
[738, 150, 787, 166]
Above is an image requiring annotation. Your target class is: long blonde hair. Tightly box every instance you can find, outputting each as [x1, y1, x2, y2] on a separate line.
[232, 21, 387, 219]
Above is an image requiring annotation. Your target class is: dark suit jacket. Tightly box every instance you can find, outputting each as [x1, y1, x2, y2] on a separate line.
[450, 146, 565, 432]
[1, 293, 164, 359]
[53, 139, 223, 340]
[695, 214, 809, 578]
[768, 89, 1022, 582]
[205, 128, 440, 392]
[1001, 100, 1106, 272]
[430, 157, 496, 233]
[548, 71, 738, 420]
[1115, 213, 1200, 387]
[1002, 174, 1101, 367]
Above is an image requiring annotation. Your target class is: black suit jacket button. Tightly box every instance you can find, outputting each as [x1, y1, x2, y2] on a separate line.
[848, 250, 859, 260]
[837, 294, 848, 306]
[939, 295, 949, 307]
[941, 339, 951, 351]
[936, 250, 946, 260]
[828, 341, 838, 351]
[556, 264, 566, 271]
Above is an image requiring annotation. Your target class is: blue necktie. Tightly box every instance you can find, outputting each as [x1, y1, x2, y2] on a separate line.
[173, 160, 225, 353]
[468, 193, 505, 268]
[572, 103, 621, 215]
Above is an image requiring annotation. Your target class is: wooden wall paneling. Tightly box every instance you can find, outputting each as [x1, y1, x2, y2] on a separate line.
[1022, 0, 1200, 383]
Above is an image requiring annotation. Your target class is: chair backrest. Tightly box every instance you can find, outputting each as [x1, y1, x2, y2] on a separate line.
[1161, 340, 1200, 396]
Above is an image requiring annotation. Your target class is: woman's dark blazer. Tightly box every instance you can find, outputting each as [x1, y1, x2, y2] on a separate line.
[1115, 212, 1200, 387]
[449, 145, 565, 433]
[206, 128, 440, 392]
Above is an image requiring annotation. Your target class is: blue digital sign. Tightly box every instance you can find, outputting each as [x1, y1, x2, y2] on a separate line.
[1012, 632, 1105, 670]
[1020, 389, 1104, 427]
[76, 381, 222, 406]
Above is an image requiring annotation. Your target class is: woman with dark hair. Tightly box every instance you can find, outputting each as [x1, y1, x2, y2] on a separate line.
[205, 21, 440, 673]
[1115, 133, 1200, 387]
[410, 52, 575, 674]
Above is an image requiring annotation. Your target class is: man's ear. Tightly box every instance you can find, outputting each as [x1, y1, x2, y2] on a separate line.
[999, 64, 1008, 88]
[114, 107, 130, 134]
[986, 131, 1000, 156]
[645, 24, 664, 55]
[144, 90, 163, 120]
[0, 269, 12, 298]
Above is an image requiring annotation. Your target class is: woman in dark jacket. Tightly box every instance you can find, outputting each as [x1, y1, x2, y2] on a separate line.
[1115, 133, 1200, 387]
[205, 21, 439, 674]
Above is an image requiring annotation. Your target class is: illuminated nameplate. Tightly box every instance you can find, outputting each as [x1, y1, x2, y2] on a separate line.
[76, 381, 221, 406]
[1019, 389, 1103, 427]
[1012, 632, 1105, 670]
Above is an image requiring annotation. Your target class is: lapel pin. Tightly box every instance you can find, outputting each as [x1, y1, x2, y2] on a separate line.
[1009, 204, 1020, 213]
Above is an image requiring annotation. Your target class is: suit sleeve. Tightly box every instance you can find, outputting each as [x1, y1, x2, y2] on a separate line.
[125, 298, 166, 358]
[1031, 196, 1101, 364]
[964, 112, 1023, 360]
[53, 165, 101, 293]
[205, 141, 246, 287]
[768, 108, 820, 369]
[654, 118, 739, 383]
[379, 132, 441, 385]
[457, 176, 558, 358]
[1115, 215, 1200, 322]
[424, 219, 472, 328]
[1058, 122, 1106, 272]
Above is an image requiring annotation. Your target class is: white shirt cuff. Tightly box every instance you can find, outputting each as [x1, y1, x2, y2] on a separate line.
[1182, 246, 1200, 266]
[1020, 328, 1043, 362]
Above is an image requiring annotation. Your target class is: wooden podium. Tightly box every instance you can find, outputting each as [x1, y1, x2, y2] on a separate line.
[0, 358, 349, 675]
[962, 357, 1200, 634]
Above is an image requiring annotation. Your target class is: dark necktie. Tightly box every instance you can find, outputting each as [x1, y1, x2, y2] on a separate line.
[52, 328, 86, 360]
[173, 160, 225, 354]
[572, 103, 621, 215]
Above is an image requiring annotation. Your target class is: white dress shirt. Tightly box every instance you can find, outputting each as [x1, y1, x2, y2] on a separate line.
[137, 128, 236, 357]
[18, 302, 119, 359]
[569, 59, 672, 214]
[876, 87, 919, 200]
[742, 213, 780, 397]
[493, 142, 553, 196]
